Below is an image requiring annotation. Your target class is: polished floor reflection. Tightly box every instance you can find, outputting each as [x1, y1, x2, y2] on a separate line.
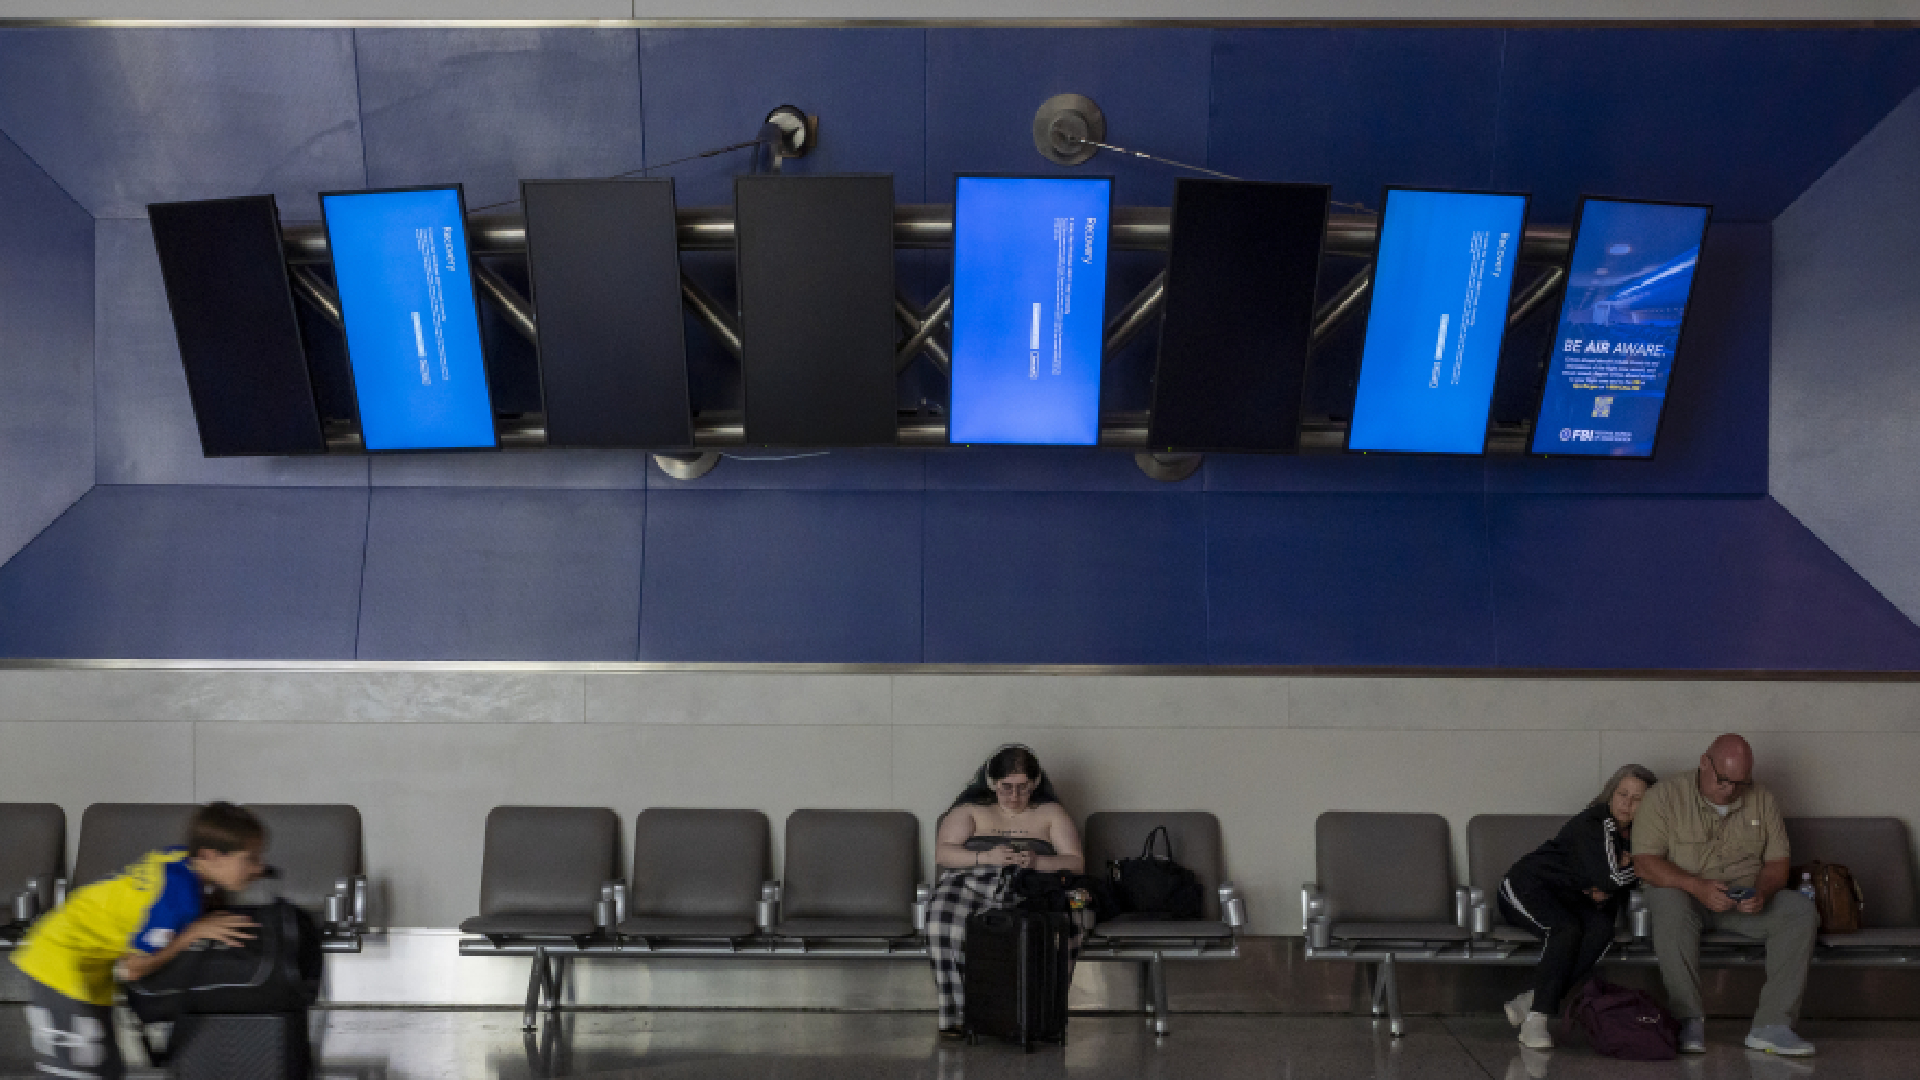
[2, 1009, 1917, 1079]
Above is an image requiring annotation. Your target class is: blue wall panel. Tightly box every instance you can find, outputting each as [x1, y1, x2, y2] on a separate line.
[354, 29, 645, 214]
[926, 449, 1201, 493]
[0, 130, 93, 566]
[0, 486, 366, 659]
[0, 29, 365, 220]
[1209, 30, 1506, 208]
[654, 449, 925, 492]
[1489, 496, 1920, 670]
[923, 491, 1208, 664]
[1484, 223, 1771, 496]
[355, 487, 645, 661]
[1207, 494, 1497, 666]
[639, 490, 922, 662]
[1494, 30, 1920, 223]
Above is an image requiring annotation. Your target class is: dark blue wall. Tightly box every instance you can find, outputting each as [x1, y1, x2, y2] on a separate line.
[3, 28, 1920, 667]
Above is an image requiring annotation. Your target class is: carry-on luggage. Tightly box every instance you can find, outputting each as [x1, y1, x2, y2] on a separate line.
[125, 900, 324, 1023]
[962, 908, 1071, 1051]
[171, 1011, 312, 1080]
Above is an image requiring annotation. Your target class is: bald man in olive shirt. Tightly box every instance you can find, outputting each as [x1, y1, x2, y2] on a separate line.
[1632, 734, 1818, 1057]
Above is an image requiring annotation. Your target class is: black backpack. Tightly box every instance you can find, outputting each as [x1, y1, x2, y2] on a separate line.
[1107, 826, 1205, 920]
[125, 900, 323, 1023]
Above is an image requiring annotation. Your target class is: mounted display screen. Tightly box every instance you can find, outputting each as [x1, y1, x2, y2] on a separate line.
[1149, 179, 1329, 452]
[149, 195, 325, 456]
[1530, 198, 1711, 457]
[735, 175, 899, 447]
[523, 179, 691, 448]
[320, 186, 496, 451]
[1347, 188, 1529, 455]
[949, 175, 1111, 446]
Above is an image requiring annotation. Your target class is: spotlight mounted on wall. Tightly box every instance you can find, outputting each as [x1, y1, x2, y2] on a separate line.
[1032, 93, 1106, 166]
[760, 105, 818, 171]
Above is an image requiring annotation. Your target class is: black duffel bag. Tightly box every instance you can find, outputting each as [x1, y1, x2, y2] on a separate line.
[1107, 826, 1204, 920]
[1009, 868, 1115, 920]
[125, 900, 323, 1024]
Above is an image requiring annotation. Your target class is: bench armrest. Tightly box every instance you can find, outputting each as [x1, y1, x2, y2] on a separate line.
[596, 880, 628, 930]
[1627, 888, 1650, 942]
[913, 883, 933, 932]
[1217, 882, 1248, 930]
[1301, 883, 1330, 948]
[757, 881, 782, 933]
[1457, 886, 1489, 936]
[53, 878, 66, 908]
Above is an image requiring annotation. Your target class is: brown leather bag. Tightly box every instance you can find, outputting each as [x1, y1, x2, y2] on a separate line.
[1792, 861, 1864, 933]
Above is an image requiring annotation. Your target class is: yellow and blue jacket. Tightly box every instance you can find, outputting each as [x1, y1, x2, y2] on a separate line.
[10, 847, 203, 1006]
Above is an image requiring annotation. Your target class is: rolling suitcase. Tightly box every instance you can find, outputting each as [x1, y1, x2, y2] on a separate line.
[170, 1011, 312, 1080]
[962, 908, 1071, 1051]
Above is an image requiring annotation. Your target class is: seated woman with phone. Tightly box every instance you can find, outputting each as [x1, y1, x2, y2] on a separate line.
[924, 745, 1085, 1037]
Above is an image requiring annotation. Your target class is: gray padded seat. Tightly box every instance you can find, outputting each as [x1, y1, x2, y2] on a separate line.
[773, 810, 917, 940]
[459, 807, 618, 940]
[1785, 817, 1920, 950]
[73, 804, 198, 888]
[1084, 812, 1232, 939]
[617, 809, 768, 940]
[242, 804, 361, 916]
[1316, 812, 1469, 942]
[0, 804, 64, 915]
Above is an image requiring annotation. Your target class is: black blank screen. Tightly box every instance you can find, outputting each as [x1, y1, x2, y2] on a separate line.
[149, 196, 325, 456]
[1148, 180, 1330, 451]
[523, 179, 692, 448]
[735, 175, 898, 446]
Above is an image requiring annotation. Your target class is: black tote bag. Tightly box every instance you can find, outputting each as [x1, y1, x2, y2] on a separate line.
[1107, 826, 1205, 919]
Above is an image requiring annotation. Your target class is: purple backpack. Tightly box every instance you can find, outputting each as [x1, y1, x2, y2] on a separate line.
[1562, 977, 1680, 1061]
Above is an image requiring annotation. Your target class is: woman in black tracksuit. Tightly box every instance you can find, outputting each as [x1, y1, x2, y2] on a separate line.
[1499, 763, 1659, 1049]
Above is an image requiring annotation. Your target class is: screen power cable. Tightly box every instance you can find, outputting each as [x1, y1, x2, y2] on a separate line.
[1052, 127, 1376, 214]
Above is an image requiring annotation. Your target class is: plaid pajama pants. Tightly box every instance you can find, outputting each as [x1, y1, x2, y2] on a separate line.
[924, 866, 1083, 1030]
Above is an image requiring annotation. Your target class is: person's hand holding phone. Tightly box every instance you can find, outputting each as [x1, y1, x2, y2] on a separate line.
[1694, 880, 1737, 913]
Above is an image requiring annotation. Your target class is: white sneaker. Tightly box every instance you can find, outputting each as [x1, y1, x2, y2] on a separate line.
[1518, 1011, 1554, 1049]
[1504, 990, 1534, 1028]
[1744, 1025, 1815, 1057]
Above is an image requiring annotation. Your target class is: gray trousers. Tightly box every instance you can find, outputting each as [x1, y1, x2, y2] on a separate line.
[25, 981, 125, 1080]
[1642, 885, 1818, 1029]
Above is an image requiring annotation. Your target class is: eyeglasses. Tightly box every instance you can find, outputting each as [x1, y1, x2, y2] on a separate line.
[994, 780, 1036, 796]
[1708, 763, 1754, 794]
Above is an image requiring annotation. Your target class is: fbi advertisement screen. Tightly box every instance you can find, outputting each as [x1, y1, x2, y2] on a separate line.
[322, 187, 495, 451]
[1531, 199, 1709, 457]
[949, 176, 1111, 445]
[1347, 189, 1528, 454]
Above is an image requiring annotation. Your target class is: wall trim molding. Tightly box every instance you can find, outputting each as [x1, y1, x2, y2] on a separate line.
[4, 658, 1919, 680]
[5, 19, 1920, 30]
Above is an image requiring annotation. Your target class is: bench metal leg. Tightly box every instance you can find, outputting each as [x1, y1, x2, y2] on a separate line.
[523, 947, 551, 1031]
[1139, 962, 1155, 1027]
[1377, 955, 1404, 1037]
[548, 955, 568, 1015]
[1148, 954, 1171, 1038]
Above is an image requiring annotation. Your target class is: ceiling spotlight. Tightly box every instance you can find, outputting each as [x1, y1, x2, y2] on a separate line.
[1032, 93, 1106, 166]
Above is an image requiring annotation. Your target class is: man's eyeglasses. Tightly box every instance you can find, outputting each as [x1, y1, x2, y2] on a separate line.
[1708, 763, 1754, 793]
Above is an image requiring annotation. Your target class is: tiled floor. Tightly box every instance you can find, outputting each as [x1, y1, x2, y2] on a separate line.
[2, 1009, 1916, 1079]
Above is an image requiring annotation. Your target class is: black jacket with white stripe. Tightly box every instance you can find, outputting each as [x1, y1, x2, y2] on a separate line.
[1507, 803, 1639, 903]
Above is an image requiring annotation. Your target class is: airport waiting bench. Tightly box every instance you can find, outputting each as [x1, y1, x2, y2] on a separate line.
[1304, 810, 1920, 1035]
[457, 806, 1249, 1035]
[1, 802, 370, 953]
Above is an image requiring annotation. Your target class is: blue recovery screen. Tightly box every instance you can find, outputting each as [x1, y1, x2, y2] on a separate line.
[949, 176, 1111, 445]
[1531, 200, 1709, 457]
[1347, 189, 1528, 454]
[322, 188, 495, 451]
